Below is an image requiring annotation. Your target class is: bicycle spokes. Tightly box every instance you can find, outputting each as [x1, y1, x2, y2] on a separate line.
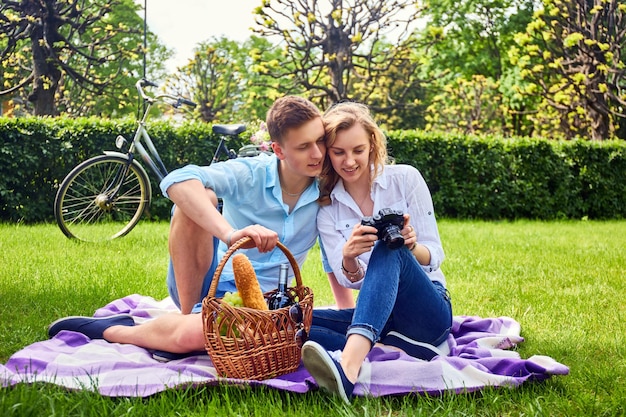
[54, 155, 150, 242]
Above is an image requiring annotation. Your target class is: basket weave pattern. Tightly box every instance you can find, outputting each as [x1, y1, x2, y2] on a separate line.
[201, 237, 313, 380]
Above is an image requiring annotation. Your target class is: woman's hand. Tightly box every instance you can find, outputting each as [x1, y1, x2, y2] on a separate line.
[402, 214, 417, 251]
[343, 223, 378, 259]
[340, 223, 376, 282]
[402, 214, 431, 265]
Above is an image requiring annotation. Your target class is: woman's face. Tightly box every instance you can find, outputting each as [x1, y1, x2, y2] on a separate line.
[328, 123, 371, 185]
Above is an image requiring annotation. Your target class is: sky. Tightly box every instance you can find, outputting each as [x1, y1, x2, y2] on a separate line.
[142, 0, 259, 71]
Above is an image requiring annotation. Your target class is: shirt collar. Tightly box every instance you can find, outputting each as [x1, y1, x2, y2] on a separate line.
[269, 155, 321, 205]
[330, 165, 387, 204]
[267, 154, 280, 191]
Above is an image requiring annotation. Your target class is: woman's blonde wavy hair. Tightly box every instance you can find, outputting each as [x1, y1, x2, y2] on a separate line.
[318, 102, 388, 206]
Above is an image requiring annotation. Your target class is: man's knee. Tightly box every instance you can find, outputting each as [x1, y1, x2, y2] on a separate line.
[172, 315, 207, 351]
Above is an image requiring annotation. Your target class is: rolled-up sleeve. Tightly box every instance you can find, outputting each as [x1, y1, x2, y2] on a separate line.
[160, 164, 217, 199]
[317, 205, 364, 290]
[404, 167, 445, 273]
[317, 165, 446, 289]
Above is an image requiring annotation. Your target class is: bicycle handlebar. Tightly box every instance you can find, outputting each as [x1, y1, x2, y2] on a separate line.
[177, 97, 197, 108]
[135, 79, 197, 108]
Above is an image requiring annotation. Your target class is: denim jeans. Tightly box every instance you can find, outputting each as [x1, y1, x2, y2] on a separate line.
[310, 242, 453, 352]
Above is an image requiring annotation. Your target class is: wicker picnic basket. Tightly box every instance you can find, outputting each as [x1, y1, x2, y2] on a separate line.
[201, 236, 314, 380]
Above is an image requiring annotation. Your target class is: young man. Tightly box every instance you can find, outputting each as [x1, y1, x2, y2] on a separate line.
[164, 95, 326, 314]
[47, 96, 326, 356]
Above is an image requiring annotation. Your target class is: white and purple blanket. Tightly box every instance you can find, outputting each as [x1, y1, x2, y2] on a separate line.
[0, 294, 569, 397]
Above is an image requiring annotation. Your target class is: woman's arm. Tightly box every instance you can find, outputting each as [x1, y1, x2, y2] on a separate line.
[404, 167, 445, 271]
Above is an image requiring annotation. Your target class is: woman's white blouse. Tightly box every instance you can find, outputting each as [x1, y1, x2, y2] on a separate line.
[317, 164, 446, 289]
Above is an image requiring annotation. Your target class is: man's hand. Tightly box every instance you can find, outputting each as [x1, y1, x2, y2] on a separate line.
[229, 225, 279, 253]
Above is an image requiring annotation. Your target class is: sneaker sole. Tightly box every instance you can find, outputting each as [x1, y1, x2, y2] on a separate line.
[302, 342, 350, 405]
[383, 331, 450, 359]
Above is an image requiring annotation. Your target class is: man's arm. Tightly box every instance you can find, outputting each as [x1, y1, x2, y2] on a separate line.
[167, 179, 280, 252]
[167, 179, 234, 243]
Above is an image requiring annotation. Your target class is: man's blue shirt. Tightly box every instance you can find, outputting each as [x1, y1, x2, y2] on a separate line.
[160, 153, 320, 291]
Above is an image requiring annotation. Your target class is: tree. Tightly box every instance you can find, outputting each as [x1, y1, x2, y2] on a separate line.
[424, 75, 507, 135]
[421, 0, 535, 80]
[252, 0, 428, 115]
[164, 35, 294, 125]
[0, 0, 163, 116]
[165, 37, 245, 123]
[510, 0, 626, 140]
[417, 0, 536, 136]
[240, 35, 294, 122]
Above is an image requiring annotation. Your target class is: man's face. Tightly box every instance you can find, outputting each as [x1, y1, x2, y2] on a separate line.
[273, 117, 326, 178]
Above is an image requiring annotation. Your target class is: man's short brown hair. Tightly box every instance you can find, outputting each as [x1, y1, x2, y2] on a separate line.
[266, 96, 321, 144]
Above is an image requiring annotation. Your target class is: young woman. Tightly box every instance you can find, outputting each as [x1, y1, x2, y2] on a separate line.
[302, 102, 452, 404]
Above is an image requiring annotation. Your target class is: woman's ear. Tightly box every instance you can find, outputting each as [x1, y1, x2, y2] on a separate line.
[271, 141, 286, 160]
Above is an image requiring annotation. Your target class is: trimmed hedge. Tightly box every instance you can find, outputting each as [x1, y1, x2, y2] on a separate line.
[1, 117, 624, 223]
[0, 117, 245, 223]
[389, 131, 626, 220]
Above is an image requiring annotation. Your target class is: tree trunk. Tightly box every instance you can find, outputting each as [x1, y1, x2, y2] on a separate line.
[27, 15, 61, 115]
[588, 107, 610, 141]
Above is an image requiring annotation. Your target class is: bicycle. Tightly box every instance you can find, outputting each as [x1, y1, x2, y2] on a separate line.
[54, 79, 246, 243]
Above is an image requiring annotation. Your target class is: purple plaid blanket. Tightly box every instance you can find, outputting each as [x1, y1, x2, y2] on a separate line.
[0, 294, 568, 397]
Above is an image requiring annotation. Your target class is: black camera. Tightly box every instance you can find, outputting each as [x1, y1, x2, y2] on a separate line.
[361, 208, 405, 249]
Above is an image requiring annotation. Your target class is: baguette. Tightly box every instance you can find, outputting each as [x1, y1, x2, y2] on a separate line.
[232, 253, 268, 310]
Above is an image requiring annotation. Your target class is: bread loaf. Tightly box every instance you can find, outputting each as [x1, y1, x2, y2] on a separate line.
[232, 253, 268, 310]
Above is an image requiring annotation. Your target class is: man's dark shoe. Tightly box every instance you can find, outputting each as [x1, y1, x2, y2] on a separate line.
[302, 340, 354, 404]
[151, 349, 207, 362]
[48, 314, 135, 340]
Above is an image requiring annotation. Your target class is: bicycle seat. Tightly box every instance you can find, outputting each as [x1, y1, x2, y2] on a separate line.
[212, 124, 246, 136]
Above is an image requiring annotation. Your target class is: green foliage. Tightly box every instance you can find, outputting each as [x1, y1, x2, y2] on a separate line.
[387, 130, 625, 219]
[422, 0, 534, 80]
[0, 117, 244, 223]
[165, 36, 285, 124]
[418, 0, 536, 136]
[509, 0, 626, 140]
[0, 0, 170, 117]
[252, 0, 428, 118]
[424, 75, 507, 135]
[241, 36, 294, 122]
[1, 220, 625, 415]
[1, 118, 625, 223]
[165, 37, 244, 123]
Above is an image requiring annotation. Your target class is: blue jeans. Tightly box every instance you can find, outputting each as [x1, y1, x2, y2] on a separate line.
[310, 242, 453, 352]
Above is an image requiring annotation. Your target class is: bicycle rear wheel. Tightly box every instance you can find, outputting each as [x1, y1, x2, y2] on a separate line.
[54, 154, 151, 242]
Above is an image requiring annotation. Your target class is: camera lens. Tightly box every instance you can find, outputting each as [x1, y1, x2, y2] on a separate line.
[382, 225, 404, 249]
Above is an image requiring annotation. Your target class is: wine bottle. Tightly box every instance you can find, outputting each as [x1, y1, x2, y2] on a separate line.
[267, 263, 293, 310]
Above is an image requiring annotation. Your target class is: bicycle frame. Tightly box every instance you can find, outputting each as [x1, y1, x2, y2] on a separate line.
[211, 135, 237, 164]
[118, 108, 167, 182]
[115, 80, 194, 183]
[54, 78, 249, 241]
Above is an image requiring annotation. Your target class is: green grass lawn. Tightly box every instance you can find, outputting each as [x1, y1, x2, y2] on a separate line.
[1, 220, 624, 416]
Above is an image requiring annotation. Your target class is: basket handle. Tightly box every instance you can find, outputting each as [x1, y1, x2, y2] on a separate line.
[207, 236, 303, 298]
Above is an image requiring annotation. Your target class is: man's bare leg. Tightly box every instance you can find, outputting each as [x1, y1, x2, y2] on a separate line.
[326, 272, 356, 309]
[103, 313, 206, 353]
[169, 189, 219, 314]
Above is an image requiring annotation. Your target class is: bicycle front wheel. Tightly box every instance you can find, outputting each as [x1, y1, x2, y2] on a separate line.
[54, 154, 152, 242]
